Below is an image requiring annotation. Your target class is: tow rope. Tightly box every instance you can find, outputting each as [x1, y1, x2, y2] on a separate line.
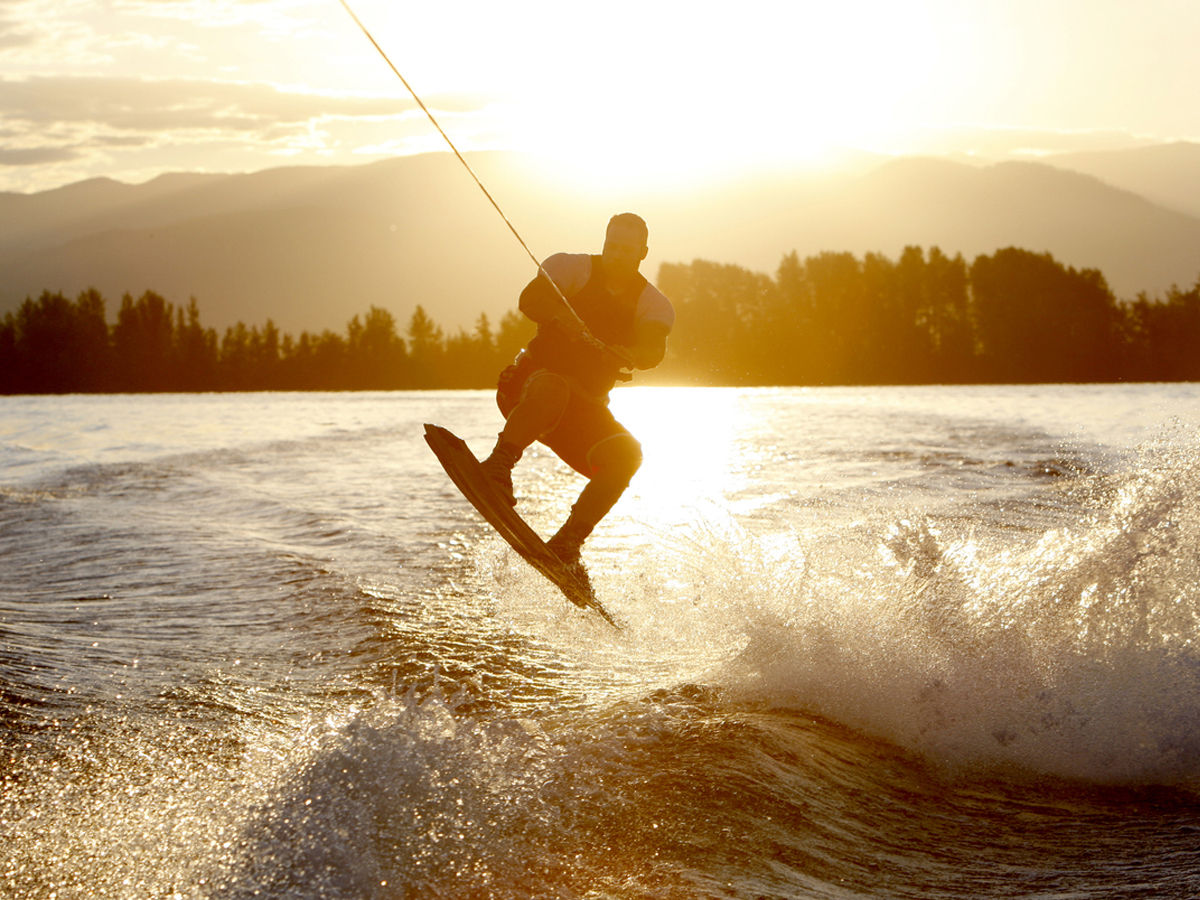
[336, 0, 630, 365]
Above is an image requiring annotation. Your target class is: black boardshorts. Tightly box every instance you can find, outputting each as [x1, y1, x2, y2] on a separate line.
[496, 356, 632, 478]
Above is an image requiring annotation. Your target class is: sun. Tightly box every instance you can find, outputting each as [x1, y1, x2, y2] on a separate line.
[345, 0, 949, 193]
[497, 1, 944, 193]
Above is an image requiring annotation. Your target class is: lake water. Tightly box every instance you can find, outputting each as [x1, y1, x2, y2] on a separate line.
[2, 383, 1199, 898]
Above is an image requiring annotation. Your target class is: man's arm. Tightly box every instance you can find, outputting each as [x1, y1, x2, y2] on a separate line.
[518, 272, 582, 333]
[618, 319, 670, 370]
[518, 257, 592, 340]
[616, 285, 673, 370]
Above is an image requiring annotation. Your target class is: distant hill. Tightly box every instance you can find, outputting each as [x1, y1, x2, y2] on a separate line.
[2, 150, 1198, 334]
[1043, 141, 1200, 219]
[776, 157, 1200, 298]
[0, 154, 575, 335]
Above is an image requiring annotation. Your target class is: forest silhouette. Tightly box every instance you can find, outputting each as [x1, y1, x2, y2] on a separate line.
[2, 245, 1197, 394]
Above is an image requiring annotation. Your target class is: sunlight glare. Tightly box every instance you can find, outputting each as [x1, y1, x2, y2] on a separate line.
[609, 387, 744, 529]
[340, 0, 947, 192]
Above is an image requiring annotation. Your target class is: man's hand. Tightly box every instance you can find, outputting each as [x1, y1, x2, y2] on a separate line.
[617, 321, 669, 370]
[551, 315, 634, 368]
[550, 307, 591, 341]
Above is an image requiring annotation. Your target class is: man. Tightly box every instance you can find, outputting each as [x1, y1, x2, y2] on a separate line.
[480, 213, 674, 583]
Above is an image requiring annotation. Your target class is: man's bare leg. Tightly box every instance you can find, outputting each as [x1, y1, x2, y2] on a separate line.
[480, 371, 570, 505]
[546, 433, 642, 565]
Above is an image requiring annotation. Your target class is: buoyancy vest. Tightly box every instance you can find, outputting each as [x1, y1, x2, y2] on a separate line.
[526, 255, 647, 397]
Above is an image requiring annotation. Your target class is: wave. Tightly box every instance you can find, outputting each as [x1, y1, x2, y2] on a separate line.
[204, 678, 1200, 899]
[704, 435, 1200, 787]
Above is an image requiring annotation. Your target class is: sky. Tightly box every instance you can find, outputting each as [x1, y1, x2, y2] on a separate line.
[1, 0, 1198, 195]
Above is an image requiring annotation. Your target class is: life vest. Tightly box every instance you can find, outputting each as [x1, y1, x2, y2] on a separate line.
[526, 255, 646, 397]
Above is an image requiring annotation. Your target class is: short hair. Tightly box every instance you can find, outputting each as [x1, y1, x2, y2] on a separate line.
[607, 212, 648, 244]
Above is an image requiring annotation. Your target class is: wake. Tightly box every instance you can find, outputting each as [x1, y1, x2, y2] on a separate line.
[656, 432, 1200, 788]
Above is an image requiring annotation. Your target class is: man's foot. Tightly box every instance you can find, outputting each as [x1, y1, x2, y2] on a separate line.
[547, 529, 593, 594]
[479, 439, 521, 507]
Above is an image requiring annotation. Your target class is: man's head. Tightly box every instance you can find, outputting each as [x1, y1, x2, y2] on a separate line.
[601, 213, 649, 284]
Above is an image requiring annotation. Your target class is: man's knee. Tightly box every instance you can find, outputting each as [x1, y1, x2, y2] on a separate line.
[587, 433, 642, 487]
[523, 370, 571, 411]
[502, 370, 571, 441]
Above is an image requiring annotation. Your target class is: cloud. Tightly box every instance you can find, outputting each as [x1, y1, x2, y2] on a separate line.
[104, 0, 337, 47]
[0, 0, 112, 60]
[0, 145, 80, 165]
[0, 0, 37, 50]
[110, 0, 312, 29]
[0, 28, 33, 50]
[0, 74, 503, 186]
[901, 125, 1170, 160]
[0, 75, 401, 129]
[93, 134, 156, 148]
[0, 75, 492, 130]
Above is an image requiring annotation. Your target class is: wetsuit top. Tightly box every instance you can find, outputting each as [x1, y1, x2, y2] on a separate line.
[524, 252, 674, 397]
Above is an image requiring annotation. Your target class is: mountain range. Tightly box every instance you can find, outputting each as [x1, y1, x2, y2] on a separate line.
[2, 144, 1198, 335]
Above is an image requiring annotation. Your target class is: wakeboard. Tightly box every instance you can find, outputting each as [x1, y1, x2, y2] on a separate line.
[423, 423, 618, 627]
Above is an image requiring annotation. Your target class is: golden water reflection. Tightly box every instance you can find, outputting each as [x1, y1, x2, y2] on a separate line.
[609, 387, 748, 530]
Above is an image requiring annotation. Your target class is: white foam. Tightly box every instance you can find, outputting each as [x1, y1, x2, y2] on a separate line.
[710, 437, 1200, 787]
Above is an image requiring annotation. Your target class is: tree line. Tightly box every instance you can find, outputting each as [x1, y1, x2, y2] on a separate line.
[0, 291, 534, 394]
[2, 245, 1197, 394]
[658, 246, 1199, 384]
